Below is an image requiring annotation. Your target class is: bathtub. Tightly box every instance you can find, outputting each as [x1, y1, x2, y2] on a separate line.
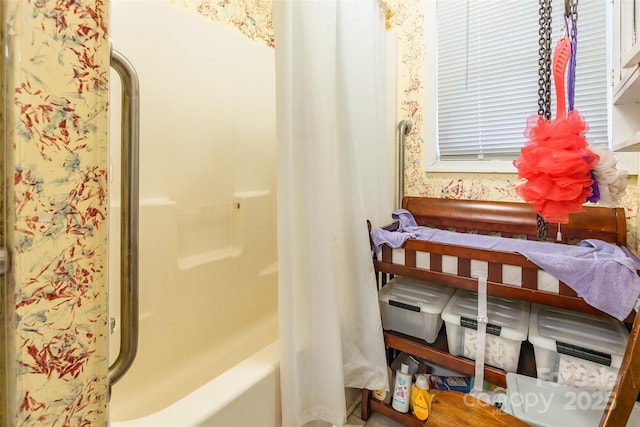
[108, 192, 279, 426]
[110, 340, 280, 427]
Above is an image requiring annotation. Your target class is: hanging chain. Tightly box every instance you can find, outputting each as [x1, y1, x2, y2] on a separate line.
[570, 0, 578, 42]
[567, 0, 578, 111]
[537, 0, 552, 120]
[536, 0, 552, 240]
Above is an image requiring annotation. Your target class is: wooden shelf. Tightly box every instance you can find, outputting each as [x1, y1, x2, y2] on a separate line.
[364, 388, 532, 427]
[383, 329, 537, 389]
[368, 398, 424, 427]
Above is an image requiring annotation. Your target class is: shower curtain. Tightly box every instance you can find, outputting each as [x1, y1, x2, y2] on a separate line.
[273, 0, 391, 425]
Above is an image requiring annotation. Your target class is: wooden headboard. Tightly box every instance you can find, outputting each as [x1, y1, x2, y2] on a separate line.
[402, 197, 627, 246]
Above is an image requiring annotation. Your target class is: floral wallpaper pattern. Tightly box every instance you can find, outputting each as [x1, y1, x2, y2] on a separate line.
[170, 0, 274, 47]
[0, 4, 6, 424]
[4, 0, 110, 425]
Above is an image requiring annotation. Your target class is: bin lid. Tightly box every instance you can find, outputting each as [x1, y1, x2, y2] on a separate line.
[528, 304, 629, 363]
[441, 289, 530, 341]
[506, 373, 605, 427]
[378, 277, 455, 315]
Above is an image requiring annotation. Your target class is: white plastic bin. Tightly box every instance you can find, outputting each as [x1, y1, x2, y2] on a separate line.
[378, 277, 455, 343]
[528, 304, 629, 391]
[441, 289, 530, 373]
[506, 373, 606, 427]
[508, 373, 640, 427]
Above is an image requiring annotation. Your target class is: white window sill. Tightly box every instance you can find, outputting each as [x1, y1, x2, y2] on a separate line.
[425, 154, 638, 176]
[424, 158, 519, 174]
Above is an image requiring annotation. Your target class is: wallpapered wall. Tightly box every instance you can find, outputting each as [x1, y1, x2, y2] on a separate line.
[2, 0, 638, 425]
[4, 0, 110, 425]
[170, 0, 274, 47]
[1, 4, 6, 425]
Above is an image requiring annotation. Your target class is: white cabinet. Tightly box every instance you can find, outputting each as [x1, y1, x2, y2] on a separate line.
[612, 0, 640, 154]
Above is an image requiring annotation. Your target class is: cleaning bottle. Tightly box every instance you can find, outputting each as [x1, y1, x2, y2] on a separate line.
[373, 366, 393, 404]
[410, 374, 431, 421]
[391, 363, 411, 413]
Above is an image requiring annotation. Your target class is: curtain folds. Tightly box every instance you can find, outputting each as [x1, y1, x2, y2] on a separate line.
[273, 1, 391, 425]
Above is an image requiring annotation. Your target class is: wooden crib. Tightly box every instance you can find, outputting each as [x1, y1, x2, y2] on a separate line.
[362, 197, 640, 427]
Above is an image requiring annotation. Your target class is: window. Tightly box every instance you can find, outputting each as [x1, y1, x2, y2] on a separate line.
[424, 0, 610, 173]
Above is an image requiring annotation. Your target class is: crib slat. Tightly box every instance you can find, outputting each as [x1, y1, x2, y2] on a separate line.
[430, 253, 442, 272]
[522, 267, 538, 289]
[458, 258, 471, 277]
[488, 263, 502, 283]
[405, 249, 416, 268]
[558, 282, 576, 297]
[382, 245, 392, 263]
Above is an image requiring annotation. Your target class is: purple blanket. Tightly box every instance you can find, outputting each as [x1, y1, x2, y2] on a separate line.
[370, 209, 640, 321]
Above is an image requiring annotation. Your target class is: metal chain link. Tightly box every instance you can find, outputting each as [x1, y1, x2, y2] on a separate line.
[570, 0, 578, 41]
[537, 0, 552, 120]
[567, 0, 578, 112]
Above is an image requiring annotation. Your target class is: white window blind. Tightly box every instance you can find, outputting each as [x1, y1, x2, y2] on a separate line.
[436, 0, 609, 162]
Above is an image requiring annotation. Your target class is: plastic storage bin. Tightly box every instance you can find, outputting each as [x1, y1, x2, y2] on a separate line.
[506, 373, 607, 427]
[441, 289, 530, 373]
[378, 277, 455, 343]
[507, 373, 640, 427]
[528, 303, 629, 391]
